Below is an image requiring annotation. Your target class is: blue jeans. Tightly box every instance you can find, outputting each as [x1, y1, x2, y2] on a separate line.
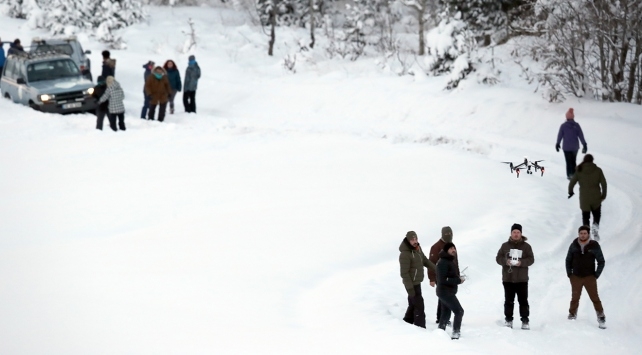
[141, 93, 151, 118]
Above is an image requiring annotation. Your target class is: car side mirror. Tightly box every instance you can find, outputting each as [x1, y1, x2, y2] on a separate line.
[85, 50, 92, 54]
[17, 78, 26, 84]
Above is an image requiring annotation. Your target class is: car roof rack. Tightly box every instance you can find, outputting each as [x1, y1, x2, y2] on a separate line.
[8, 47, 70, 60]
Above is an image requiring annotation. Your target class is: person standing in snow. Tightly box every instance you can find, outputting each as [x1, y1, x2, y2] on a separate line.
[141, 60, 154, 119]
[98, 76, 126, 131]
[399, 231, 436, 329]
[568, 154, 607, 240]
[496, 223, 534, 330]
[163, 60, 182, 114]
[565, 225, 606, 329]
[183, 55, 201, 113]
[145, 66, 172, 122]
[556, 108, 588, 180]
[436, 242, 465, 339]
[7, 39, 24, 56]
[92, 76, 109, 130]
[429, 226, 459, 325]
[0, 37, 6, 75]
[101, 50, 116, 78]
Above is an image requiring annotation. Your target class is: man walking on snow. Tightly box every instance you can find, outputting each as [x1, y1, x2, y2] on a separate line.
[496, 223, 535, 330]
[429, 226, 459, 324]
[399, 231, 436, 328]
[566, 225, 606, 329]
[556, 108, 588, 180]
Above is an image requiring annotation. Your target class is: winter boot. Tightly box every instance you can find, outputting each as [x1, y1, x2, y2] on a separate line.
[170, 107, 175, 114]
[592, 223, 600, 241]
[451, 331, 460, 340]
[568, 313, 577, 320]
[521, 322, 530, 330]
[504, 320, 513, 328]
[597, 313, 606, 329]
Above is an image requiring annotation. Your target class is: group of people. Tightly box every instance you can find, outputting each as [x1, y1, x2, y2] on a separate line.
[399, 224, 606, 339]
[91, 51, 202, 131]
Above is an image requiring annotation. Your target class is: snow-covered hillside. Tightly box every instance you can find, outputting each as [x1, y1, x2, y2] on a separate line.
[1, 5, 641, 354]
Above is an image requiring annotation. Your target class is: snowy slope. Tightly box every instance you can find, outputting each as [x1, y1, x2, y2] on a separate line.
[1, 5, 641, 354]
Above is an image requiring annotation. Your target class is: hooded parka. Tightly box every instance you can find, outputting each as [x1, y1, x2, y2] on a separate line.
[399, 238, 436, 297]
[569, 162, 607, 211]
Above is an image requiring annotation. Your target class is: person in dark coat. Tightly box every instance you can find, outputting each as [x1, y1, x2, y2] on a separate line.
[183, 55, 201, 113]
[144, 66, 172, 122]
[163, 60, 182, 114]
[436, 242, 464, 340]
[428, 226, 459, 324]
[496, 223, 535, 330]
[399, 231, 436, 329]
[140, 60, 154, 119]
[7, 39, 24, 56]
[565, 225, 606, 329]
[101, 50, 116, 78]
[92, 76, 109, 130]
[556, 108, 588, 179]
[569, 154, 607, 240]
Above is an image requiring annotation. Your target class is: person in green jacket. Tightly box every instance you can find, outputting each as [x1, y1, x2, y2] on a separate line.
[569, 154, 607, 241]
[399, 231, 436, 328]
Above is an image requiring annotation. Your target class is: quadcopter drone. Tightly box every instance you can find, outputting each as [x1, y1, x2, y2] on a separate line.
[502, 158, 545, 178]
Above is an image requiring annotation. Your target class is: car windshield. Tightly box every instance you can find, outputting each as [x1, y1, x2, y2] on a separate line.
[27, 59, 80, 82]
[32, 44, 74, 56]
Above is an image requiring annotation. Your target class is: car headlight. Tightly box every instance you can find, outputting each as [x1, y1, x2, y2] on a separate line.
[83, 88, 94, 95]
[39, 94, 55, 102]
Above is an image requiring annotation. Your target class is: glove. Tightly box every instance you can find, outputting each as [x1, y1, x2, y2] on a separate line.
[556, 144, 560, 152]
[582, 145, 587, 154]
[568, 192, 574, 199]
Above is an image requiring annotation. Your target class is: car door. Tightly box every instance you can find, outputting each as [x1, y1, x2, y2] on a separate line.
[1, 59, 18, 102]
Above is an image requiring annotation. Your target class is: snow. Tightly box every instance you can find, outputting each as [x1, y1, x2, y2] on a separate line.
[1, 5, 642, 354]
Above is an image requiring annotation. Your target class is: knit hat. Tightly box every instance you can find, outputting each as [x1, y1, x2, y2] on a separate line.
[188, 55, 196, 61]
[511, 223, 522, 233]
[96, 76, 105, 84]
[578, 225, 590, 233]
[566, 108, 574, 119]
[406, 231, 417, 240]
[441, 226, 453, 243]
[442, 242, 456, 253]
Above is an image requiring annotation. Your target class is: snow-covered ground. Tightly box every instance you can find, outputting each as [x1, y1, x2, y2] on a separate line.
[1, 5, 642, 354]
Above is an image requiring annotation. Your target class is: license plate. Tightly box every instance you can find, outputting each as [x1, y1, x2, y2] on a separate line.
[62, 102, 82, 109]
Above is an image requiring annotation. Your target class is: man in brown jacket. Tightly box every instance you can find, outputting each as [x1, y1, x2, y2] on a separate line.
[496, 223, 535, 330]
[144, 66, 172, 122]
[429, 226, 459, 324]
[399, 231, 436, 328]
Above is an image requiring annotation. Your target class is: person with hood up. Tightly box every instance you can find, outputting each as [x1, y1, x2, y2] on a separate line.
[7, 39, 24, 56]
[565, 225, 606, 329]
[568, 154, 607, 240]
[496, 223, 535, 330]
[92, 76, 109, 130]
[163, 60, 182, 114]
[98, 76, 126, 131]
[428, 226, 459, 324]
[183, 55, 201, 113]
[144, 66, 172, 121]
[140, 60, 155, 119]
[101, 50, 116, 78]
[436, 242, 465, 340]
[399, 231, 436, 329]
[556, 108, 588, 180]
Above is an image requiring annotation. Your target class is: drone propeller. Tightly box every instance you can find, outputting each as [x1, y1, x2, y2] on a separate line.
[501, 162, 515, 172]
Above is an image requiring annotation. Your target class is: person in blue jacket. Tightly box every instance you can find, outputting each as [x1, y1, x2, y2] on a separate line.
[556, 108, 588, 180]
[0, 37, 6, 76]
[163, 60, 182, 114]
[141, 60, 154, 119]
[183, 55, 201, 113]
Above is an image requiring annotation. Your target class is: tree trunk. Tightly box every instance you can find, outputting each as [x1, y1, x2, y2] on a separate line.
[309, 0, 315, 48]
[418, 9, 425, 56]
[627, 36, 641, 103]
[268, 7, 276, 56]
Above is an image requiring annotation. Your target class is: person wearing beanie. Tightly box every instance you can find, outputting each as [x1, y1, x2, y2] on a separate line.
[140, 60, 155, 119]
[568, 154, 607, 240]
[183, 54, 201, 113]
[556, 107, 588, 180]
[436, 242, 465, 339]
[92, 76, 109, 130]
[399, 231, 436, 329]
[428, 226, 460, 324]
[565, 225, 606, 328]
[496, 223, 535, 330]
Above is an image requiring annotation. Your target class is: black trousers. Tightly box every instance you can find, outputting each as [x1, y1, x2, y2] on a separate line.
[582, 205, 602, 226]
[110, 113, 125, 131]
[96, 108, 109, 130]
[564, 150, 578, 178]
[437, 291, 464, 332]
[403, 284, 426, 328]
[503, 282, 529, 323]
[183, 90, 196, 113]
[149, 103, 167, 122]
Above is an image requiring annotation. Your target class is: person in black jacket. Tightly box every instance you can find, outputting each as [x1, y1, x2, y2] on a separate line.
[101, 50, 116, 78]
[92, 76, 109, 130]
[436, 242, 465, 339]
[565, 225, 606, 328]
